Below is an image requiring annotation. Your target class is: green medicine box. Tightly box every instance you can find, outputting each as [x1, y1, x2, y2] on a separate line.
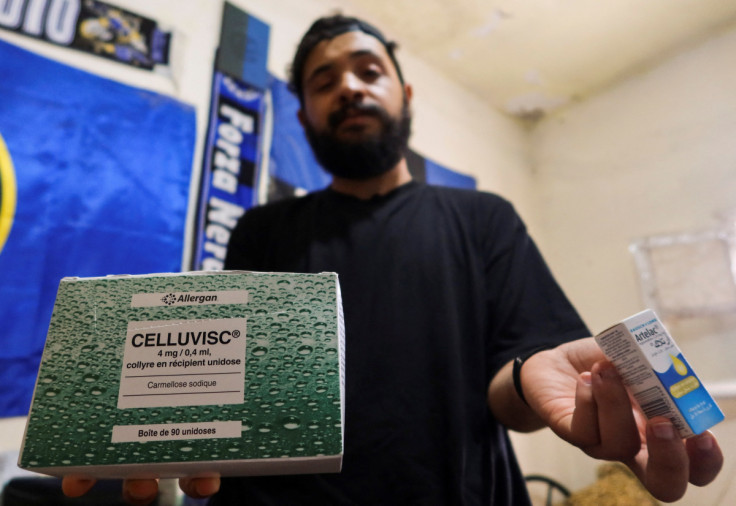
[19, 271, 345, 479]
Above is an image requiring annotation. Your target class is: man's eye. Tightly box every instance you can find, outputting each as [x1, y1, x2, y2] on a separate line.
[314, 79, 334, 92]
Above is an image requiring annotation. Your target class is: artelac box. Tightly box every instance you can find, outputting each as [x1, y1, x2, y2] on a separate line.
[595, 309, 724, 438]
[19, 271, 345, 479]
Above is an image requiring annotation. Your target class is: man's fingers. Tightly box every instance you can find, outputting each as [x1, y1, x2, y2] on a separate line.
[643, 417, 689, 502]
[61, 476, 96, 497]
[569, 371, 600, 448]
[179, 476, 221, 498]
[590, 361, 639, 460]
[686, 431, 724, 487]
[122, 478, 159, 506]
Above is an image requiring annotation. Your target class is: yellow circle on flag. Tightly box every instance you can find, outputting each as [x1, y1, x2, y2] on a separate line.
[0, 133, 17, 254]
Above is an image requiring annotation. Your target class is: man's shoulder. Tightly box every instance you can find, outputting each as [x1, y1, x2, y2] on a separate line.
[419, 184, 514, 213]
[412, 184, 527, 240]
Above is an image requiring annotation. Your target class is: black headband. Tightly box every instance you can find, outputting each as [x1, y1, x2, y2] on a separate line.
[322, 21, 385, 44]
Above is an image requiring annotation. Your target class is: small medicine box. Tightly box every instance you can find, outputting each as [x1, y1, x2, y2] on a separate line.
[595, 309, 724, 438]
[19, 271, 345, 478]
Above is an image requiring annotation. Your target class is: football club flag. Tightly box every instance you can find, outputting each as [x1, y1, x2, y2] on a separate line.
[0, 0, 172, 71]
[0, 38, 196, 417]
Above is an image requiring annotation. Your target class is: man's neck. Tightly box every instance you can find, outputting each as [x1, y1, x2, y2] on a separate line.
[329, 159, 412, 200]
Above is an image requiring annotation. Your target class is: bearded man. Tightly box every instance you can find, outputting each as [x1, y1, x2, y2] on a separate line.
[64, 14, 723, 506]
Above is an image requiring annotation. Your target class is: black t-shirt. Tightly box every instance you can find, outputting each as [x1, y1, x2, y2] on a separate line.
[215, 181, 589, 505]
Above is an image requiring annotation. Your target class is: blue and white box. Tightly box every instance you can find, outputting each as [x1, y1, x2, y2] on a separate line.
[595, 309, 724, 438]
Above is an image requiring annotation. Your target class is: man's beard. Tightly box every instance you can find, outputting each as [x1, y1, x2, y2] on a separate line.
[303, 100, 412, 180]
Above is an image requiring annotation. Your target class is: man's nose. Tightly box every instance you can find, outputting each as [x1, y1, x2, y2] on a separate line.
[336, 72, 365, 103]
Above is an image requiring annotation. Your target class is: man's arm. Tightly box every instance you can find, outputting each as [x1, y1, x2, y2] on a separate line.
[487, 338, 724, 503]
[487, 358, 546, 432]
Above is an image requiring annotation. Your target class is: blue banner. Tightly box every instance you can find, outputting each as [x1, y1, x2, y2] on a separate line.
[188, 4, 270, 272]
[0, 38, 196, 417]
[267, 77, 331, 194]
[217, 2, 270, 90]
[190, 72, 265, 271]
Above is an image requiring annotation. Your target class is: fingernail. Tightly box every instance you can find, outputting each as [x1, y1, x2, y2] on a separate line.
[580, 372, 592, 386]
[653, 422, 675, 440]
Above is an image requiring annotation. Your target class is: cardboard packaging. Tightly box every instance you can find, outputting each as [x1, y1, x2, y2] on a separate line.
[595, 309, 724, 438]
[19, 271, 345, 478]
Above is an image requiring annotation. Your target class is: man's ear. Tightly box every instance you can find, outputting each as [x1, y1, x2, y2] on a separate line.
[403, 83, 413, 104]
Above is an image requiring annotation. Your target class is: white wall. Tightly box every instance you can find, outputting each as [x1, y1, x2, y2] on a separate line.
[513, 25, 736, 505]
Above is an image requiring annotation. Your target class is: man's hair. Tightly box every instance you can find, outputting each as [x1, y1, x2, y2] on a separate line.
[288, 14, 405, 106]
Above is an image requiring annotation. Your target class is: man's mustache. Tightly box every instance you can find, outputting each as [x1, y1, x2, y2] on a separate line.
[328, 103, 387, 129]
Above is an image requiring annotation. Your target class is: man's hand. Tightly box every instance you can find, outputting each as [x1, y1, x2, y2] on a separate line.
[521, 337, 723, 503]
[61, 475, 220, 505]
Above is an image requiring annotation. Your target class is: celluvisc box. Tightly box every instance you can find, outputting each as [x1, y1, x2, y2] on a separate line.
[19, 271, 345, 478]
